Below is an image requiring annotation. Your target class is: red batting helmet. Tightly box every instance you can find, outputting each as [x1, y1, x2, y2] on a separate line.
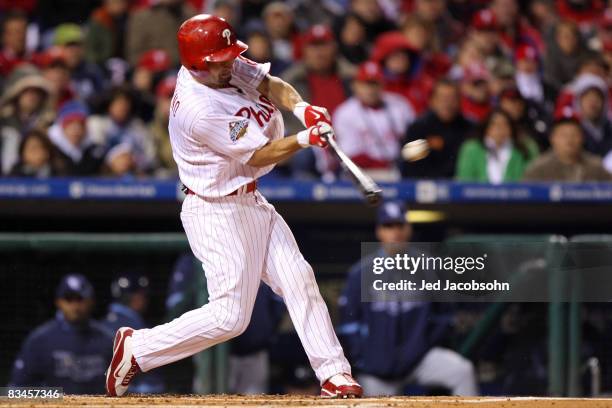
[177, 14, 248, 71]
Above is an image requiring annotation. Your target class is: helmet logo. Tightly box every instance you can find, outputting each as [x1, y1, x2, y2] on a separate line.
[222, 29, 232, 46]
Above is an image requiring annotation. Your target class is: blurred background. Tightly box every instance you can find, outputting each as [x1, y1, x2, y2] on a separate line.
[2, 0, 612, 399]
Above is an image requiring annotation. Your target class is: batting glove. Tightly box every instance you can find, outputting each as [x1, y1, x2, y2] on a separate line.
[297, 122, 334, 148]
[293, 102, 332, 128]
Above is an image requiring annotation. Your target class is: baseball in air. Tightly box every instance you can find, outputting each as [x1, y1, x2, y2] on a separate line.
[401, 139, 429, 162]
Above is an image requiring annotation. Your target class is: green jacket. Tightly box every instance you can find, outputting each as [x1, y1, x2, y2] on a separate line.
[456, 138, 538, 182]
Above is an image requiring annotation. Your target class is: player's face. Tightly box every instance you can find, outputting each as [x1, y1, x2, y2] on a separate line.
[205, 59, 235, 87]
[55, 296, 93, 323]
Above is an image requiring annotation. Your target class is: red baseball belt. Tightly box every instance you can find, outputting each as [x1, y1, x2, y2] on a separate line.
[182, 180, 257, 197]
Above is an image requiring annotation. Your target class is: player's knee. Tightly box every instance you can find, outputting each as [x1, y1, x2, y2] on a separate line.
[212, 307, 252, 339]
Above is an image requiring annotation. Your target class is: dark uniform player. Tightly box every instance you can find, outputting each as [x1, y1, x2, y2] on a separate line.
[103, 273, 164, 394]
[9, 274, 113, 394]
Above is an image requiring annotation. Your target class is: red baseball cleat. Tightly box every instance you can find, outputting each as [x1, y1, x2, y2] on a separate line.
[106, 327, 140, 397]
[320, 373, 363, 398]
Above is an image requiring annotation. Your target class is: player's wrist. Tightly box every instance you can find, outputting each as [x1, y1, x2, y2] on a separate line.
[296, 128, 312, 148]
[292, 101, 310, 128]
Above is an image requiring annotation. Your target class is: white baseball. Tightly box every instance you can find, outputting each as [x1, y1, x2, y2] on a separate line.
[401, 139, 429, 162]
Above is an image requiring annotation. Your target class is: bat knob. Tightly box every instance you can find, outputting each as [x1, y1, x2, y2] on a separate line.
[365, 189, 383, 207]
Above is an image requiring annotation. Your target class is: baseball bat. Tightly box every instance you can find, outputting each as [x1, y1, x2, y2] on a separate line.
[321, 131, 383, 207]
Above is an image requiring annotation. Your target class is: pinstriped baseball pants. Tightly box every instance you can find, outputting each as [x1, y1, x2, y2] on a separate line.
[131, 191, 351, 383]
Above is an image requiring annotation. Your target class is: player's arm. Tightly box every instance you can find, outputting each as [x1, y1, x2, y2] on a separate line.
[247, 124, 332, 167]
[257, 75, 331, 128]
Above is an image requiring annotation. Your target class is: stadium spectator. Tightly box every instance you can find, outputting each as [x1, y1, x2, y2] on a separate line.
[262, 2, 299, 65]
[37, 49, 77, 108]
[334, 61, 415, 182]
[372, 31, 432, 114]
[467, 9, 504, 67]
[53, 23, 107, 102]
[0, 65, 54, 174]
[85, 0, 130, 66]
[456, 109, 537, 183]
[543, 20, 590, 89]
[149, 76, 177, 177]
[104, 272, 165, 394]
[523, 116, 612, 181]
[347, 0, 395, 43]
[131, 49, 172, 122]
[0, 11, 29, 77]
[210, 0, 239, 27]
[410, 0, 459, 53]
[9, 129, 61, 177]
[88, 87, 156, 174]
[498, 86, 550, 150]
[490, 0, 543, 56]
[48, 101, 106, 176]
[9, 274, 113, 394]
[335, 13, 369, 65]
[281, 25, 353, 136]
[338, 200, 479, 396]
[400, 79, 472, 179]
[126, 0, 196, 66]
[243, 21, 289, 76]
[514, 44, 544, 104]
[449, 38, 486, 82]
[572, 74, 612, 156]
[460, 63, 492, 123]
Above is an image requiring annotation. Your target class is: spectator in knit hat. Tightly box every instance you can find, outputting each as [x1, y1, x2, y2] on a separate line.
[88, 87, 156, 174]
[85, 0, 131, 66]
[400, 79, 473, 179]
[524, 115, 612, 181]
[9, 129, 63, 178]
[48, 101, 106, 175]
[571, 74, 612, 156]
[149, 76, 177, 177]
[456, 109, 537, 183]
[0, 11, 29, 77]
[371, 31, 432, 114]
[0, 65, 55, 174]
[333, 61, 415, 182]
[126, 0, 196, 66]
[543, 20, 591, 89]
[460, 63, 492, 123]
[54, 23, 107, 102]
[130, 49, 172, 122]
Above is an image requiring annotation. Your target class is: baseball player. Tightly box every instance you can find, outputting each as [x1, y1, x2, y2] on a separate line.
[106, 14, 362, 398]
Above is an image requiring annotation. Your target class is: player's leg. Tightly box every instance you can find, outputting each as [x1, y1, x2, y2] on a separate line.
[408, 347, 479, 396]
[109, 194, 270, 388]
[258, 194, 352, 383]
[357, 374, 403, 396]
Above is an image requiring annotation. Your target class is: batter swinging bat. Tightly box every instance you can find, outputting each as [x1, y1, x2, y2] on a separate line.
[320, 131, 383, 207]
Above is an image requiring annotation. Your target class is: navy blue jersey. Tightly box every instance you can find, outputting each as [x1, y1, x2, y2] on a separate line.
[338, 249, 453, 379]
[9, 312, 113, 394]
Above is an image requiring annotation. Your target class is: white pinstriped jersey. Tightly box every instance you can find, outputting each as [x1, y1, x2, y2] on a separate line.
[169, 57, 284, 197]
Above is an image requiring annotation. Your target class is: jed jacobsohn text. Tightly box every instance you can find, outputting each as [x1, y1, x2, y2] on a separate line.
[373, 279, 510, 292]
[372, 253, 487, 275]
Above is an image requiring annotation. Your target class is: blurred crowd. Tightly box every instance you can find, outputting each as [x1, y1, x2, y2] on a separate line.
[1, 0, 612, 182]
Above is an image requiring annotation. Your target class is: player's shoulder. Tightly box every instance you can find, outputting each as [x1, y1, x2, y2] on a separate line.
[26, 319, 59, 343]
[90, 319, 115, 339]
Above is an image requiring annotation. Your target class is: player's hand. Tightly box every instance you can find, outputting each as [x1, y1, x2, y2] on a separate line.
[297, 122, 334, 148]
[293, 102, 332, 128]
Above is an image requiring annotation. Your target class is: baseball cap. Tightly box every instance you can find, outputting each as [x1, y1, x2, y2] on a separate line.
[138, 49, 171, 73]
[56, 274, 95, 299]
[515, 44, 538, 62]
[355, 61, 383, 83]
[471, 9, 497, 31]
[54, 23, 84, 46]
[377, 200, 408, 225]
[303, 25, 334, 45]
[499, 86, 524, 101]
[111, 272, 150, 299]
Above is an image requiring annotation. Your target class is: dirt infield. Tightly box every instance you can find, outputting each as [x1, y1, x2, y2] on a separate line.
[3, 395, 612, 408]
